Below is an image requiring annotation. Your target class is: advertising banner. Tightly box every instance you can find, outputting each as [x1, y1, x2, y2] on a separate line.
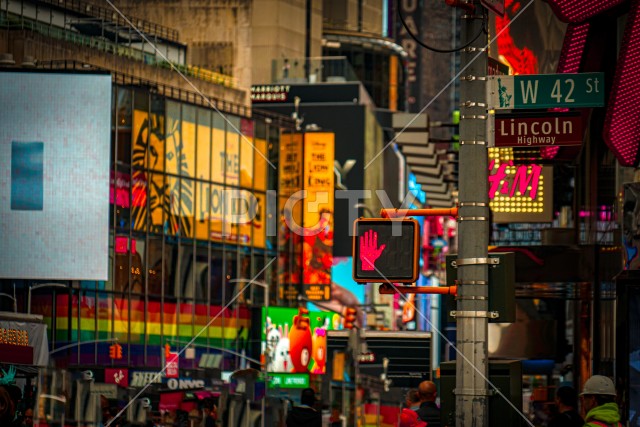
[278, 133, 304, 299]
[166, 352, 179, 378]
[132, 104, 266, 246]
[262, 307, 341, 374]
[302, 132, 335, 301]
[105, 368, 129, 388]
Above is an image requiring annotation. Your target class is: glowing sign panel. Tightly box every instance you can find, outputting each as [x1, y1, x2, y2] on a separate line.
[488, 150, 553, 223]
[352, 218, 420, 283]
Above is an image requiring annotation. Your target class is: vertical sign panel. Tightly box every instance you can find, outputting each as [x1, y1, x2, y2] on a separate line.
[302, 132, 335, 301]
[396, 0, 421, 112]
[278, 133, 304, 301]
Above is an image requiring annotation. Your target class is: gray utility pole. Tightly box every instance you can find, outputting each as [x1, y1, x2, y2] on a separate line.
[455, 1, 489, 426]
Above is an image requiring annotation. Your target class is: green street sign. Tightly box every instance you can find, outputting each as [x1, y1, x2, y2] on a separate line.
[267, 373, 309, 389]
[489, 73, 605, 109]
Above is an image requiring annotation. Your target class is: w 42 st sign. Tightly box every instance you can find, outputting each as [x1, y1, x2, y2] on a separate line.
[352, 218, 420, 283]
[489, 73, 604, 110]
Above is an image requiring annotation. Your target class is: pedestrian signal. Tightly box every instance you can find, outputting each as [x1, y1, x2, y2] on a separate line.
[352, 218, 420, 283]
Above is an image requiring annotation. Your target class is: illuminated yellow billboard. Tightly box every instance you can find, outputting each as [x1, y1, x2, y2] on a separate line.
[302, 132, 335, 296]
[131, 103, 267, 247]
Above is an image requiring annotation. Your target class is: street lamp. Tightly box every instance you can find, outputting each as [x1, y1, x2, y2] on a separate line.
[28, 283, 68, 314]
[0, 283, 17, 312]
[229, 279, 269, 427]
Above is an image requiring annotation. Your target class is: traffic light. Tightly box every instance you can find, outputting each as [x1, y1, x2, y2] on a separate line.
[109, 343, 123, 360]
[343, 307, 357, 329]
[352, 218, 420, 283]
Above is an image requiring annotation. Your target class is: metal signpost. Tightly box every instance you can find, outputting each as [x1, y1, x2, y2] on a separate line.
[456, 2, 490, 425]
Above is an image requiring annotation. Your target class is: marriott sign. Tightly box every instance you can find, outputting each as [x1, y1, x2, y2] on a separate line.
[494, 114, 583, 147]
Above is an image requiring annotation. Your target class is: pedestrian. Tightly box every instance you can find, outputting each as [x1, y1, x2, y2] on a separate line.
[580, 375, 622, 427]
[202, 399, 216, 427]
[329, 405, 342, 427]
[286, 388, 321, 427]
[21, 408, 33, 427]
[405, 389, 421, 411]
[416, 380, 441, 427]
[399, 388, 425, 427]
[0, 385, 20, 427]
[548, 386, 583, 427]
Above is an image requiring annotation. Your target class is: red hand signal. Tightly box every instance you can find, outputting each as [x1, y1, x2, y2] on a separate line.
[359, 229, 386, 271]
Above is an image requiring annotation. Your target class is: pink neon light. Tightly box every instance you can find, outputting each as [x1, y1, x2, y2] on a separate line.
[496, 0, 538, 75]
[547, 0, 640, 166]
[115, 236, 128, 254]
[488, 160, 542, 200]
[546, 0, 624, 23]
[359, 229, 385, 271]
[603, 0, 640, 166]
[542, 22, 590, 160]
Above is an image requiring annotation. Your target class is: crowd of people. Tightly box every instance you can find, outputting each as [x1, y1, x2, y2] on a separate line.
[396, 375, 623, 427]
[0, 372, 625, 427]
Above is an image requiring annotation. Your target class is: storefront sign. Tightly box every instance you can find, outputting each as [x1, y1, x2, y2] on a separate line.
[494, 114, 582, 147]
[105, 368, 129, 388]
[166, 378, 206, 390]
[90, 383, 118, 399]
[358, 352, 376, 364]
[0, 327, 29, 346]
[130, 371, 162, 388]
[267, 373, 309, 389]
[488, 156, 553, 223]
[250, 85, 291, 102]
[166, 353, 179, 378]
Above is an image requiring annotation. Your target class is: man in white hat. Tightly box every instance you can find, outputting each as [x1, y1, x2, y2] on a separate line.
[580, 375, 622, 427]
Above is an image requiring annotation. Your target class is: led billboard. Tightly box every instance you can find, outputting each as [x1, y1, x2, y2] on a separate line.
[262, 307, 340, 374]
[0, 72, 111, 280]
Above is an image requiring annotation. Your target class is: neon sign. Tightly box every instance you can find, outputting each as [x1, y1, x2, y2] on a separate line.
[488, 160, 542, 200]
[546, 0, 640, 166]
[488, 148, 552, 223]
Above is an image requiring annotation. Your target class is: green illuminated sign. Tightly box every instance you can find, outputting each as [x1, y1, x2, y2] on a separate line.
[489, 73, 604, 109]
[267, 373, 309, 389]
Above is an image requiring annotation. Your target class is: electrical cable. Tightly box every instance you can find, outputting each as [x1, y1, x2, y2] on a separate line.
[397, 0, 487, 53]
